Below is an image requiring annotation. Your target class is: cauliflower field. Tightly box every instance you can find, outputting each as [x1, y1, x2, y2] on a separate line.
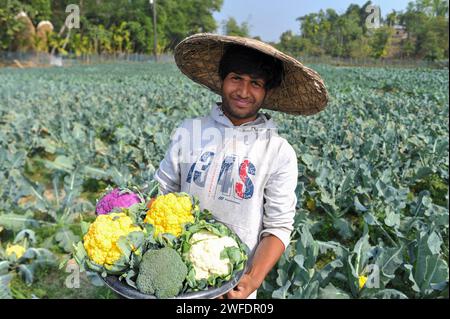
[0, 62, 448, 299]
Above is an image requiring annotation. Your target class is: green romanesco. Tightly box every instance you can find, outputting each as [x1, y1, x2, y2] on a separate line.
[136, 247, 188, 298]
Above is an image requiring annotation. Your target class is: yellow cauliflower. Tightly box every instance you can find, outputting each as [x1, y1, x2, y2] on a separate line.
[144, 193, 194, 237]
[359, 275, 368, 289]
[83, 212, 142, 266]
[6, 244, 26, 259]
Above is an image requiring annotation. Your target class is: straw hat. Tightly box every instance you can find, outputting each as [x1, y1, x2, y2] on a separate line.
[174, 33, 328, 116]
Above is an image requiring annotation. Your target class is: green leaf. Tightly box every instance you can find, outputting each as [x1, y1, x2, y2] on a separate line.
[80, 221, 91, 236]
[427, 231, 442, 255]
[376, 246, 404, 286]
[0, 261, 10, 275]
[86, 271, 105, 287]
[116, 236, 132, 258]
[371, 289, 408, 299]
[412, 167, 434, 182]
[86, 259, 106, 273]
[18, 264, 34, 285]
[276, 268, 289, 287]
[354, 196, 368, 212]
[404, 263, 420, 292]
[0, 212, 38, 231]
[384, 207, 401, 228]
[73, 242, 87, 270]
[123, 269, 138, 289]
[55, 228, 79, 253]
[44, 155, 74, 172]
[319, 283, 351, 299]
[316, 259, 344, 286]
[299, 280, 320, 299]
[272, 280, 291, 299]
[292, 256, 310, 286]
[0, 274, 13, 299]
[420, 255, 448, 294]
[221, 247, 242, 264]
[407, 231, 449, 296]
[83, 165, 110, 179]
[14, 229, 36, 245]
[333, 217, 353, 239]
[353, 231, 371, 276]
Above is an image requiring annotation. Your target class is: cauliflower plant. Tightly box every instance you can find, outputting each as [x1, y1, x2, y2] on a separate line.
[5, 244, 26, 259]
[83, 212, 143, 267]
[179, 220, 248, 290]
[96, 188, 142, 215]
[187, 231, 239, 280]
[144, 193, 195, 237]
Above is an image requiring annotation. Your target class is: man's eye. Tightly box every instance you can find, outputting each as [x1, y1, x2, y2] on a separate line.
[252, 82, 263, 88]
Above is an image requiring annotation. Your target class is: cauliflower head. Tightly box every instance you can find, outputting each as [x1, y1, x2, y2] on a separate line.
[6, 244, 26, 259]
[144, 193, 194, 237]
[187, 230, 239, 280]
[83, 212, 142, 266]
[96, 188, 141, 215]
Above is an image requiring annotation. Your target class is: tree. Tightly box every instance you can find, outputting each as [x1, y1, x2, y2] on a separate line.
[46, 0, 223, 54]
[223, 17, 249, 37]
[386, 10, 399, 26]
[286, 0, 448, 60]
[278, 30, 304, 55]
[0, 0, 25, 51]
[400, 0, 449, 60]
[369, 26, 393, 58]
[349, 36, 372, 58]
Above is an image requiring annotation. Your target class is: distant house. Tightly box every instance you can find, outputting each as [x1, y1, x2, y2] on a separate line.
[392, 25, 408, 40]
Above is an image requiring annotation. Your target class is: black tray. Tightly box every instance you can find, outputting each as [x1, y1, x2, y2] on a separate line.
[102, 267, 246, 299]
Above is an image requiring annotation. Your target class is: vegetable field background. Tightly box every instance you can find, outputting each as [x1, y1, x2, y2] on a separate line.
[0, 62, 448, 299]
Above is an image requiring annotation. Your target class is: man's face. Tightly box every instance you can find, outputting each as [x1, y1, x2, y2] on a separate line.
[221, 72, 269, 126]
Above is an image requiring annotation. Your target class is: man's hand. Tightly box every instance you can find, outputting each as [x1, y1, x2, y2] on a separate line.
[226, 273, 260, 299]
[218, 235, 285, 299]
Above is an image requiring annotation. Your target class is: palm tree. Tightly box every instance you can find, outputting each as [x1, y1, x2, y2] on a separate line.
[431, 0, 449, 17]
[386, 10, 398, 26]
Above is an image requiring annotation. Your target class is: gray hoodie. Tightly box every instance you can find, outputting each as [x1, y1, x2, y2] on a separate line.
[154, 103, 298, 255]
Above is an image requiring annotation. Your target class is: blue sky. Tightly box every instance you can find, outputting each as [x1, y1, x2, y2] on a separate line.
[213, 0, 412, 42]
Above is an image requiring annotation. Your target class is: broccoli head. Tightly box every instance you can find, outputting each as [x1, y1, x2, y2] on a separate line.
[136, 247, 188, 298]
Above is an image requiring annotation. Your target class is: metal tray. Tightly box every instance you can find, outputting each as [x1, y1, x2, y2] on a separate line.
[102, 267, 245, 299]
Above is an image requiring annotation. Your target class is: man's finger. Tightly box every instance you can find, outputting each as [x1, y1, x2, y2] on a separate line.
[227, 290, 241, 299]
[228, 284, 248, 299]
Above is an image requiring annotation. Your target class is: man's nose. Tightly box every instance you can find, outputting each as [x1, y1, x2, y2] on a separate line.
[236, 81, 250, 98]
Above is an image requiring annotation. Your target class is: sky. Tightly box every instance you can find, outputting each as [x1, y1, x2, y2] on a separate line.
[213, 0, 413, 42]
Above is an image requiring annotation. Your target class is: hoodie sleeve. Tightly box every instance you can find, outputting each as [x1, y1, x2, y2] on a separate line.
[154, 121, 188, 194]
[259, 141, 298, 250]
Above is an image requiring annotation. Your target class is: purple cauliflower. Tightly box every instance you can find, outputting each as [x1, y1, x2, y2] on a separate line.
[95, 188, 142, 215]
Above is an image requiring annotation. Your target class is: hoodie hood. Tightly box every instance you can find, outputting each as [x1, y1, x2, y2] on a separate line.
[210, 103, 278, 130]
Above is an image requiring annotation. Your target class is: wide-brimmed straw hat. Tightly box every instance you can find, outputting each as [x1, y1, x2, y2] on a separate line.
[174, 33, 328, 116]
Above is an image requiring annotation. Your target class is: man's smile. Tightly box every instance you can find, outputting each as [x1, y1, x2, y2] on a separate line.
[231, 97, 253, 108]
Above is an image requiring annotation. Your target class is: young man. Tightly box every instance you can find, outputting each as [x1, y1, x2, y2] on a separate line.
[155, 34, 328, 299]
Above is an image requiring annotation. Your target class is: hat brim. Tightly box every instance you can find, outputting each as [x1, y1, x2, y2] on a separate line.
[174, 33, 329, 116]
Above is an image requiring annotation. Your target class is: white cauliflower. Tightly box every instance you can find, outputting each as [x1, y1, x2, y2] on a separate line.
[187, 230, 239, 280]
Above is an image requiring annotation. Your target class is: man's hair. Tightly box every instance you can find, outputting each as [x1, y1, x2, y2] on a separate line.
[218, 45, 284, 90]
